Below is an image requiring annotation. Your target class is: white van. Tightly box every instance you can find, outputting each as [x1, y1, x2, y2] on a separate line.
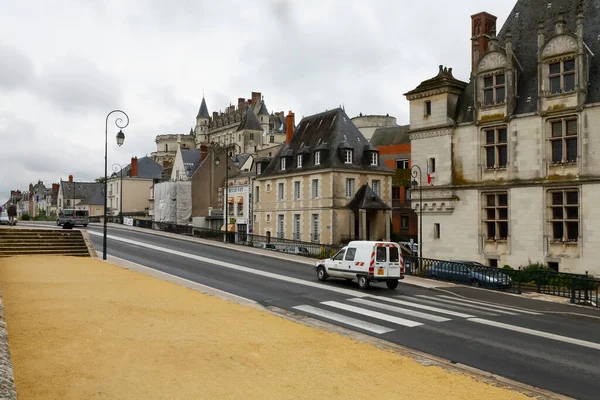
[315, 241, 405, 290]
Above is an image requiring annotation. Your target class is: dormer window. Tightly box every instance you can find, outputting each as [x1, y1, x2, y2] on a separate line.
[483, 73, 505, 105]
[257, 163, 262, 175]
[549, 59, 575, 94]
[315, 151, 321, 165]
[344, 149, 353, 164]
[297, 155, 303, 168]
[370, 152, 379, 166]
[280, 157, 286, 170]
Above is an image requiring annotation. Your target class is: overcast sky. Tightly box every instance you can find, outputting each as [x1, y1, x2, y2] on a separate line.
[0, 0, 515, 204]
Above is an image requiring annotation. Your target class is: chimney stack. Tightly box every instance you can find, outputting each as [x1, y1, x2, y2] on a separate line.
[251, 92, 262, 106]
[68, 174, 73, 183]
[471, 12, 497, 73]
[131, 157, 138, 177]
[52, 183, 60, 193]
[285, 110, 295, 144]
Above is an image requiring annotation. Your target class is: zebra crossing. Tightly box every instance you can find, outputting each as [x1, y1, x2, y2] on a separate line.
[292, 294, 542, 335]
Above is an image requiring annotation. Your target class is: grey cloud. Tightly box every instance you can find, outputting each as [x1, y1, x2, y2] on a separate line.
[0, 42, 37, 92]
[38, 55, 124, 113]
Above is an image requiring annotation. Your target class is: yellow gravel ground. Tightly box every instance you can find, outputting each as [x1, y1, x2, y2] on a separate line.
[0, 256, 532, 400]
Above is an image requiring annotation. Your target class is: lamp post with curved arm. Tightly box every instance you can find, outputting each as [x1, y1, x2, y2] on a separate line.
[112, 163, 125, 224]
[411, 165, 423, 265]
[210, 142, 242, 243]
[103, 110, 129, 260]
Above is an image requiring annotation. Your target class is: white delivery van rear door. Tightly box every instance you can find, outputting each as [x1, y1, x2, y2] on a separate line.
[372, 243, 401, 278]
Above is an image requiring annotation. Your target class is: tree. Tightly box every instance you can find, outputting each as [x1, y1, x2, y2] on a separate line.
[95, 177, 106, 183]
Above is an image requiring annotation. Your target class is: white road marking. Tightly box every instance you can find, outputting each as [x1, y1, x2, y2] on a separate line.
[88, 231, 371, 299]
[107, 255, 257, 304]
[415, 295, 518, 315]
[373, 296, 476, 318]
[348, 298, 451, 323]
[293, 305, 394, 334]
[321, 301, 423, 327]
[469, 318, 600, 351]
[436, 295, 543, 315]
[404, 296, 499, 317]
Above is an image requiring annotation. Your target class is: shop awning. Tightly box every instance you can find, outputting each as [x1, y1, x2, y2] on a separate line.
[220, 224, 235, 232]
[236, 196, 244, 204]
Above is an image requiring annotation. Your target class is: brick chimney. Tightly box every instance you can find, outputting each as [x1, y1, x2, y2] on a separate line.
[285, 110, 295, 144]
[52, 183, 60, 193]
[68, 174, 73, 183]
[471, 12, 497, 73]
[131, 157, 138, 177]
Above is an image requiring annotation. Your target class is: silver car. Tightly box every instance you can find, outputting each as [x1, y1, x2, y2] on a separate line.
[0, 212, 11, 225]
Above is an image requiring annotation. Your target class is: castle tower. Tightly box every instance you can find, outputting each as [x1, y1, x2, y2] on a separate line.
[195, 96, 210, 147]
[257, 98, 270, 136]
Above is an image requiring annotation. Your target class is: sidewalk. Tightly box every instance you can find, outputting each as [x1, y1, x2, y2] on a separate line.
[0, 256, 535, 400]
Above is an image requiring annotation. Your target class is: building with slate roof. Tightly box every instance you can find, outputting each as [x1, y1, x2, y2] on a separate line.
[107, 156, 164, 221]
[254, 108, 394, 245]
[405, 0, 600, 274]
[58, 177, 105, 219]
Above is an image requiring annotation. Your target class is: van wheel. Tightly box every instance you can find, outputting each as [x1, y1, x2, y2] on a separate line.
[316, 266, 327, 281]
[357, 275, 370, 290]
[386, 280, 399, 290]
[83, 224, 88, 227]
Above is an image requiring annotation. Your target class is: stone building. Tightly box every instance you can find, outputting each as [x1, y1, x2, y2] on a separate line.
[351, 114, 398, 141]
[406, 0, 600, 274]
[151, 133, 196, 167]
[254, 108, 394, 244]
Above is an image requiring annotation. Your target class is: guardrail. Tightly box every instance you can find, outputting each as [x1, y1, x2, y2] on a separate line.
[404, 255, 600, 307]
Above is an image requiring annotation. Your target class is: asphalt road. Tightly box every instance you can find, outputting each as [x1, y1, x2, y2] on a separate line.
[22, 222, 600, 399]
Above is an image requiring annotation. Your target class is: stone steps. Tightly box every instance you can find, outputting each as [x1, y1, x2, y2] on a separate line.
[0, 228, 92, 257]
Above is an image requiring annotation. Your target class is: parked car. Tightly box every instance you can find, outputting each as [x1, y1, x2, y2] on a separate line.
[315, 241, 405, 290]
[425, 260, 511, 288]
[259, 243, 277, 251]
[0, 212, 10, 225]
[283, 246, 310, 256]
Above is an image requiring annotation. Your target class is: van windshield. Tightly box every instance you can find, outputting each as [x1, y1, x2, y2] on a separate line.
[75, 210, 89, 217]
[62, 210, 74, 217]
[389, 247, 399, 262]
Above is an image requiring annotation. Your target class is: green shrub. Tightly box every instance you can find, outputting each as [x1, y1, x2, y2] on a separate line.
[20, 213, 31, 221]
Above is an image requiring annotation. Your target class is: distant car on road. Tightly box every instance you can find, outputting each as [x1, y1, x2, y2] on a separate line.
[57, 209, 89, 227]
[425, 260, 511, 288]
[0, 212, 11, 225]
[283, 246, 310, 256]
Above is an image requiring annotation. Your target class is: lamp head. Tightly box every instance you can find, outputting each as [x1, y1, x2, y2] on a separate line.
[116, 130, 125, 147]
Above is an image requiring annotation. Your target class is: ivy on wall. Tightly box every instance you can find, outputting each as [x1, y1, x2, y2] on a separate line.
[392, 169, 411, 187]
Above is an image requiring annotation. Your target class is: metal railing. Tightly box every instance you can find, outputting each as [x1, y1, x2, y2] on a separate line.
[404, 255, 600, 307]
[133, 220, 342, 259]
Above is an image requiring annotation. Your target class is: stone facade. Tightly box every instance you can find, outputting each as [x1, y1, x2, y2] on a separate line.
[351, 114, 398, 141]
[407, 1, 600, 274]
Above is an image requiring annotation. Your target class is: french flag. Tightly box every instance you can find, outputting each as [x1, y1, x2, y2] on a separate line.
[427, 161, 431, 185]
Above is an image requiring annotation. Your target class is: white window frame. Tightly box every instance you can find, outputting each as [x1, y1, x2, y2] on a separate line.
[293, 214, 301, 240]
[277, 214, 285, 239]
[257, 163, 262, 175]
[345, 178, 354, 198]
[315, 151, 321, 166]
[297, 155, 303, 168]
[370, 152, 378, 166]
[395, 159, 409, 170]
[344, 149, 353, 164]
[312, 179, 319, 199]
[278, 182, 284, 201]
[311, 214, 320, 243]
[280, 157, 286, 170]
[372, 179, 381, 197]
[294, 181, 301, 200]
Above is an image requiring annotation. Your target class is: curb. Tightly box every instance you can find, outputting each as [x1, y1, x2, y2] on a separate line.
[0, 284, 17, 400]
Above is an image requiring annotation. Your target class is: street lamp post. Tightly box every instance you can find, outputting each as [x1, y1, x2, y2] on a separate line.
[411, 165, 423, 266]
[211, 142, 241, 243]
[103, 110, 129, 260]
[112, 163, 125, 224]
